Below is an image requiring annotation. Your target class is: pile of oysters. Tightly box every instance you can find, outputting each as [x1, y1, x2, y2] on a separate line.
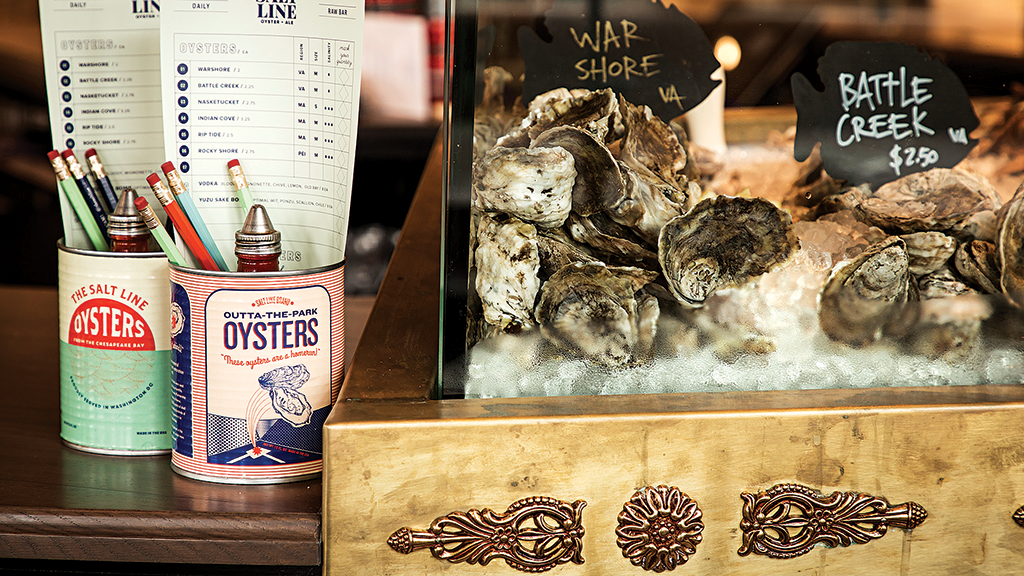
[467, 72, 1024, 377]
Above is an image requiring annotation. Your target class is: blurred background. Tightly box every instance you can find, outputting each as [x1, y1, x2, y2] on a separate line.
[2, 0, 1021, 289]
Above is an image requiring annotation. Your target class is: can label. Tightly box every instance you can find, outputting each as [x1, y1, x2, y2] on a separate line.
[169, 264, 344, 482]
[58, 245, 172, 454]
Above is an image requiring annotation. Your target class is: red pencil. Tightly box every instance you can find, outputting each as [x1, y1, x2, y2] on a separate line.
[146, 173, 219, 271]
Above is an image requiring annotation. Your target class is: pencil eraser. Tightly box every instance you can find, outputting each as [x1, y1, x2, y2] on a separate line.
[85, 148, 97, 158]
[227, 159, 240, 168]
[47, 150, 60, 160]
[60, 149, 75, 159]
[134, 197, 149, 209]
[161, 161, 175, 173]
[146, 173, 162, 186]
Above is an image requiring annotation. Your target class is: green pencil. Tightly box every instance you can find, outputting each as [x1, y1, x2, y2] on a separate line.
[48, 150, 108, 251]
[134, 196, 186, 266]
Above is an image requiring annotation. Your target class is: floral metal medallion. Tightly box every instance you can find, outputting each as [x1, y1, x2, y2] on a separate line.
[387, 496, 586, 572]
[738, 483, 927, 559]
[615, 485, 704, 572]
[1013, 506, 1024, 528]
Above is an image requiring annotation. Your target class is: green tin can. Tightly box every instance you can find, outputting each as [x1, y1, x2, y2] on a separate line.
[58, 240, 172, 455]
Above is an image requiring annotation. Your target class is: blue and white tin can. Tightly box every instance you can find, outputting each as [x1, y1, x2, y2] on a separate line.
[168, 262, 344, 484]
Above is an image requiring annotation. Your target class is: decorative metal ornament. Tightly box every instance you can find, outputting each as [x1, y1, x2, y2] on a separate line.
[387, 496, 586, 572]
[738, 483, 927, 559]
[1013, 506, 1024, 528]
[616, 485, 704, 572]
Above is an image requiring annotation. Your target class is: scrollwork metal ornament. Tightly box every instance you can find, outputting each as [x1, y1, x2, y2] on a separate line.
[738, 483, 927, 559]
[387, 496, 586, 572]
[615, 485, 704, 572]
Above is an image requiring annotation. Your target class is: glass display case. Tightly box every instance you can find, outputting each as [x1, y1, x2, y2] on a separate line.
[439, 0, 1024, 399]
[322, 3, 1024, 575]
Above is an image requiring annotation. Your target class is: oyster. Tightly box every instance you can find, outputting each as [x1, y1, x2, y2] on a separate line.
[479, 66, 513, 116]
[818, 236, 911, 347]
[617, 96, 691, 191]
[998, 181, 1024, 307]
[473, 145, 576, 229]
[474, 213, 541, 331]
[658, 196, 798, 308]
[501, 88, 619, 148]
[536, 227, 599, 278]
[854, 168, 1002, 235]
[534, 262, 659, 367]
[900, 231, 956, 277]
[917, 266, 975, 300]
[567, 211, 658, 265]
[533, 126, 623, 217]
[614, 162, 696, 245]
[902, 295, 992, 362]
[955, 239, 1001, 294]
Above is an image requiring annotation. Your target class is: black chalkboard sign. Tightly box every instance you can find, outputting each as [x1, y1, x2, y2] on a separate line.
[518, 0, 721, 121]
[791, 41, 979, 188]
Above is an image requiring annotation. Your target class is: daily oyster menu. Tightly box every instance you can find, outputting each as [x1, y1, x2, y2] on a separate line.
[39, 0, 165, 250]
[159, 0, 363, 268]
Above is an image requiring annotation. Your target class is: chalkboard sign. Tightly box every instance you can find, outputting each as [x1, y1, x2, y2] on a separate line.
[518, 0, 721, 121]
[791, 41, 978, 188]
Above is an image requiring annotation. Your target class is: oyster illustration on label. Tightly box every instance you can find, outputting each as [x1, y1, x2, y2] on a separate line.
[259, 364, 313, 426]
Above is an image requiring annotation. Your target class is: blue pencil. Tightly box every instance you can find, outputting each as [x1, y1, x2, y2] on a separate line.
[161, 161, 229, 271]
[85, 148, 119, 213]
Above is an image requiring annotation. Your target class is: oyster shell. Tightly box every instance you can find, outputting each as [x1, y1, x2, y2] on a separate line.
[473, 145, 576, 229]
[854, 168, 1002, 235]
[617, 96, 690, 191]
[997, 181, 1024, 307]
[536, 227, 599, 278]
[954, 239, 1001, 294]
[818, 236, 911, 347]
[614, 162, 696, 245]
[917, 266, 975, 300]
[902, 295, 992, 362]
[534, 262, 659, 367]
[900, 231, 956, 277]
[474, 213, 541, 331]
[658, 196, 798, 308]
[533, 126, 623, 217]
[567, 211, 658, 265]
[501, 88, 619, 148]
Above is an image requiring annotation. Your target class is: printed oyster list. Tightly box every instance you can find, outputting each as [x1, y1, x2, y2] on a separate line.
[39, 1, 165, 249]
[160, 0, 362, 269]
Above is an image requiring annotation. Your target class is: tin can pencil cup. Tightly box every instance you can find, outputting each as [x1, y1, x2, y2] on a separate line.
[57, 240, 172, 455]
[168, 262, 345, 484]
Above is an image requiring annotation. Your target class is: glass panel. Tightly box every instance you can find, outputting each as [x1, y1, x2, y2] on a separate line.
[440, 0, 1024, 399]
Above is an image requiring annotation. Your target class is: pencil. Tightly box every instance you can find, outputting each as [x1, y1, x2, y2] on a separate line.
[48, 150, 108, 251]
[134, 197, 186, 266]
[161, 161, 228, 271]
[84, 148, 120, 213]
[147, 173, 220, 271]
[227, 159, 254, 216]
[61, 149, 109, 237]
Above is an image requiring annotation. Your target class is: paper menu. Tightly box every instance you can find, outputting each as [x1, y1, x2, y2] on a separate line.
[160, 1, 363, 269]
[39, 0, 165, 250]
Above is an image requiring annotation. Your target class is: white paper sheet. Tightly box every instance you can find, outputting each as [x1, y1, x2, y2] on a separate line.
[39, 0, 166, 250]
[160, 0, 363, 270]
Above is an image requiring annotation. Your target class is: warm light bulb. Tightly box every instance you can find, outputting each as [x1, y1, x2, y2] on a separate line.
[715, 35, 741, 71]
